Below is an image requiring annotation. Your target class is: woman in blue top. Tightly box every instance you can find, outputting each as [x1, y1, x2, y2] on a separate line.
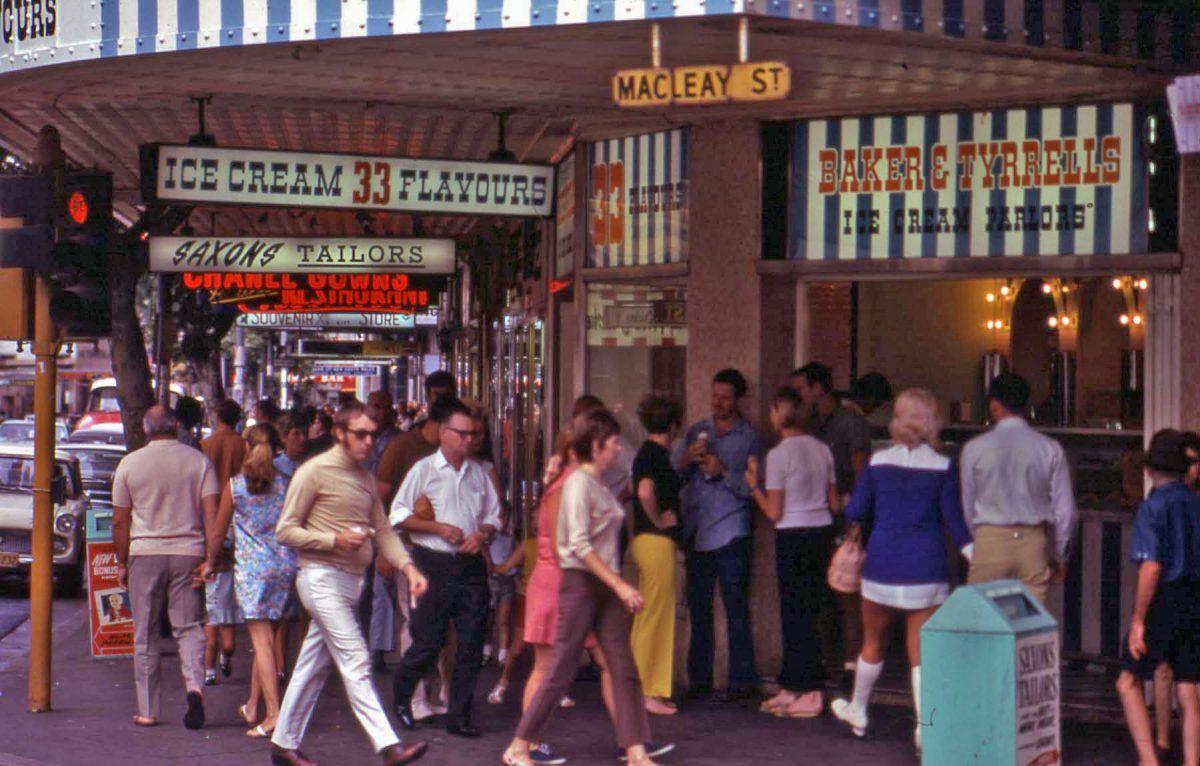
[831, 389, 972, 751]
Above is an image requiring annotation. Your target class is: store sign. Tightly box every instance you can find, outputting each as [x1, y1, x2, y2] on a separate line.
[587, 283, 687, 347]
[311, 362, 382, 377]
[612, 62, 790, 108]
[181, 272, 438, 313]
[88, 543, 134, 657]
[555, 156, 575, 277]
[235, 310, 437, 329]
[1015, 632, 1061, 766]
[143, 144, 554, 217]
[588, 129, 688, 268]
[149, 237, 455, 274]
[789, 103, 1148, 260]
[1167, 75, 1200, 154]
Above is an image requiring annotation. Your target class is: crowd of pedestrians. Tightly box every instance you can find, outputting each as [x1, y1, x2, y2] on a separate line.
[107, 363, 1200, 766]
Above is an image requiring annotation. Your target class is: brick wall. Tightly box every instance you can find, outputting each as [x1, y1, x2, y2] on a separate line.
[805, 282, 853, 390]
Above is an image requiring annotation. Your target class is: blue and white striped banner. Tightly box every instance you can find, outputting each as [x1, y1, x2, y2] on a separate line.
[587, 128, 688, 269]
[789, 103, 1149, 261]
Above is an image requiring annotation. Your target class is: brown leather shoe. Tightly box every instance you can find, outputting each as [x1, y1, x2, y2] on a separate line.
[380, 741, 428, 765]
[270, 744, 318, 766]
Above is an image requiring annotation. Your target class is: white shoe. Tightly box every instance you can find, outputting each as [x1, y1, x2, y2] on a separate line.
[831, 698, 867, 738]
[411, 698, 436, 721]
[429, 703, 448, 716]
[914, 724, 922, 752]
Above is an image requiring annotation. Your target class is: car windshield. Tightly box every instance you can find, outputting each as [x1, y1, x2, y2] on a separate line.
[68, 451, 122, 482]
[0, 458, 68, 493]
[86, 388, 121, 413]
[0, 422, 36, 442]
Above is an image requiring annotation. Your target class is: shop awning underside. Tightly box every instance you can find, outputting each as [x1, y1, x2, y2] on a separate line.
[0, 15, 1174, 238]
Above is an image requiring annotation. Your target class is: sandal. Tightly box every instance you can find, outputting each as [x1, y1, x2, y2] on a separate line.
[132, 715, 159, 727]
[247, 723, 275, 738]
[644, 697, 677, 716]
[238, 704, 258, 725]
[488, 683, 507, 705]
[501, 750, 534, 766]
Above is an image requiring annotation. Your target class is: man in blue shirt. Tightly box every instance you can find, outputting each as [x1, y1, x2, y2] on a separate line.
[1116, 429, 1200, 766]
[674, 368, 763, 701]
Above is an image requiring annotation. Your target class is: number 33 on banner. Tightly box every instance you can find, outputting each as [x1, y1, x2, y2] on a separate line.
[352, 161, 392, 205]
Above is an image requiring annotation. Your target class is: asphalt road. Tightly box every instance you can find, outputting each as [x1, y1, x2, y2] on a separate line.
[0, 576, 31, 642]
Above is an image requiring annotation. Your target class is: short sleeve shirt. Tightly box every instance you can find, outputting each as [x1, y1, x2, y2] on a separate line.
[113, 439, 220, 557]
[765, 435, 835, 529]
[1130, 481, 1200, 584]
[812, 404, 872, 495]
[631, 440, 682, 538]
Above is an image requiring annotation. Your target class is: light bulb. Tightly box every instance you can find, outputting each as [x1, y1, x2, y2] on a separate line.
[1042, 283, 1053, 294]
[1061, 285, 1070, 294]
[1048, 317, 1059, 328]
[1133, 315, 1143, 326]
[1138, 278, 1149, 290]
[1120, 314, 1130, 326]
[986, 320, 995, 330]
[1000, 285, 1011, 296]
[1112, 278, 1123, 290]
[1060, 316, 1071, 327]
[986, 293, 996, 303]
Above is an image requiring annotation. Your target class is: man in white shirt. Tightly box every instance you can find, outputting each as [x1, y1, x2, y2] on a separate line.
[961, 373, 1077, 604]
[389, 397, 500, 739]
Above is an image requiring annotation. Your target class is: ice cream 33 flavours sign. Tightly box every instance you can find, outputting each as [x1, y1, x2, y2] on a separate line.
[789, 103, 1148, 261]
[142, 144, 554, 217]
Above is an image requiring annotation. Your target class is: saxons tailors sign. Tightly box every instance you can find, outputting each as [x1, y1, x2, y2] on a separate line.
[789, 103, 1148, 261]
[613, 62, 790, 108]
[149, 237, 455, 274]
[142, 144, 554, 217]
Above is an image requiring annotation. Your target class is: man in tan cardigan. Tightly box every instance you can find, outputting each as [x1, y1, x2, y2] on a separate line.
[268, 401, 430, 766]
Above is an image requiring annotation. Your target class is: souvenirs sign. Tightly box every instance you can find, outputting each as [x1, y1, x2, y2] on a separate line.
[236, 310, 437, 329]
[613, 62, 790, 107]
[142, 144, 554, 217]
[182, 272, 439, 313]
[150, 237, 455, 274]
[789, 103, 1148, 261]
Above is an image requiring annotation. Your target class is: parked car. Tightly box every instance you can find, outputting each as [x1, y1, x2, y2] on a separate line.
[0, 419, 71, 443]
[65, 422, 125, 446]
[0, 446, 89, 592]
[61, 442, 126, 513]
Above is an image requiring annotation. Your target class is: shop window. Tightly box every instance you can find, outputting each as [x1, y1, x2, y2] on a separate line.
[585, 283, 687, 444]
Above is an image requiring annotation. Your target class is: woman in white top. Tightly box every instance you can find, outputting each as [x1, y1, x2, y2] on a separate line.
[746, 387, 838, 719]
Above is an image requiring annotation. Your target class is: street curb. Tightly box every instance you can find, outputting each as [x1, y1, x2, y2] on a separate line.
[0, 753, 59, 766]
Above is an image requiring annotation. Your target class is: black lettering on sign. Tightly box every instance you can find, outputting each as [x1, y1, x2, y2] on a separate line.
[1, 0, 56, 44]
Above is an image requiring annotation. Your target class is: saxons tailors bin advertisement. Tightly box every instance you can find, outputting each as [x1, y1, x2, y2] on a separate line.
[789, 103, 1148, 261]
[142, 144, 555, 217]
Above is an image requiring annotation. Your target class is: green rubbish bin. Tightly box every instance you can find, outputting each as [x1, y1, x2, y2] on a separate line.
[920, 579, 1060, 766]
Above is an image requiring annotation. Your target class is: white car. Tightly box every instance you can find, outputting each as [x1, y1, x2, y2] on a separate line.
[0, 445, 89, 592]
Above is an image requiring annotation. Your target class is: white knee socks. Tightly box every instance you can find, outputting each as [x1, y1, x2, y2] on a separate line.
[912, 665, 923, 749]
[850, 657, 884, 714]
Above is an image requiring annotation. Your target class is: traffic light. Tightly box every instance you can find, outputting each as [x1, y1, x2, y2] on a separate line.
[49, 172, 112, 337]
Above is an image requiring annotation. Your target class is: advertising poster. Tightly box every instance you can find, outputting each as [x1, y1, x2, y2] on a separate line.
[586, 284, 687, 347]
[1015, 631, 1061, 766]
[87, 542, 134, 658]
[555, 156, 575, 277]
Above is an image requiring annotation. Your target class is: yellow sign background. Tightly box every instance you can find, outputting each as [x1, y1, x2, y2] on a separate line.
[612, 61, 790, 107]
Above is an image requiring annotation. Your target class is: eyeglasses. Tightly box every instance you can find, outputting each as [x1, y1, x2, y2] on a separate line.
[346, 428, 377, 441]
[444, 426, 477, 440]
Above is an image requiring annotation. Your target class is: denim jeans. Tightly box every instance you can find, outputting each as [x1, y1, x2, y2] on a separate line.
[686, 535, 756, 690]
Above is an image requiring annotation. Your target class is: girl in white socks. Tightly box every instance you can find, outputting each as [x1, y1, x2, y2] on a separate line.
[829, 390, 973, 751]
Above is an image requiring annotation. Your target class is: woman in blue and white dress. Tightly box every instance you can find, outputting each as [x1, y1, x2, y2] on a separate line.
[831, 389, 972, 751]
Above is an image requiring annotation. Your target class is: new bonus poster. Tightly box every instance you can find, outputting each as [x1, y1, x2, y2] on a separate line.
[88, 542, 133, 657]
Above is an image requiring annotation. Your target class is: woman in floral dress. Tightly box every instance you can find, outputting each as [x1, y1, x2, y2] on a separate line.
[212, 423, 298, 737]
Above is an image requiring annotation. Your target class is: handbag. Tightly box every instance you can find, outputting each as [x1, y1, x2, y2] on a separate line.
[827, 527, 865, 594]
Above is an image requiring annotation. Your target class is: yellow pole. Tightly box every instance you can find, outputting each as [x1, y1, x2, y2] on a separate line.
[28, 272, 55, 712]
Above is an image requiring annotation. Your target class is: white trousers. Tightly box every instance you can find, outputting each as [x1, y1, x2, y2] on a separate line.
[272, 565, 400, 753]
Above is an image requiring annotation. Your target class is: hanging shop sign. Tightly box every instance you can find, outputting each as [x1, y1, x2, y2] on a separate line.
[612, 62, 790, 108]
[235, 310, 437, 329]
[181, 272, 440, 313]
[149, 237, 455, 275]
[141, 144, 554, 218]
[789, 103, 1148, 261]
[311, 362, 383, 377]
[1167, 75, 1200, 154]
[587, 129, 688, 268]
[586, 283, 687, 347]
[555, 156, 576, 277]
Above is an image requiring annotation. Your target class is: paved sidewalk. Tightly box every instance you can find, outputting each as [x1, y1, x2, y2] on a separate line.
[0, 609, 1140, 766]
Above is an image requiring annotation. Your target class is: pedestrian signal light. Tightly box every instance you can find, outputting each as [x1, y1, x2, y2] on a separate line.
[66, 191, 88, 225]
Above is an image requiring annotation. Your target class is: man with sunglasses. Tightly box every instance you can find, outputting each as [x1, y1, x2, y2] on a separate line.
[271, 401, 430, 766]
[390, 396, 502, 739]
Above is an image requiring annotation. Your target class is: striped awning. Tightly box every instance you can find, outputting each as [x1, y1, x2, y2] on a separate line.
[1, 0, 1196, 74]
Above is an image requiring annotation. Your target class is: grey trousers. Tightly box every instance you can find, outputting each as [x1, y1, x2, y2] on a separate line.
[128, 554, 206, 719]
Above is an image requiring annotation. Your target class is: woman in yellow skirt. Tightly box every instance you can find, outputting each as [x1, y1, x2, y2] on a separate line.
[629, 395, 684, 716]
